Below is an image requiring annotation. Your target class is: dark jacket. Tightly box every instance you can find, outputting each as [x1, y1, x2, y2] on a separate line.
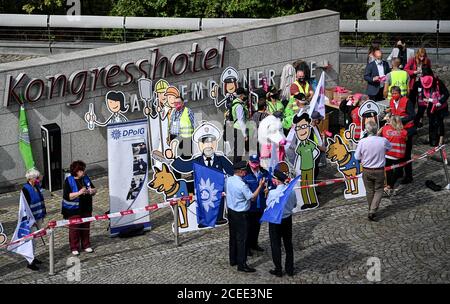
[171, 153, 234, 176]
[62, 176, 95, 219]
[364, 60, 391, 96]
[410, 77, 449, 114]
[243, 167, 272, 212]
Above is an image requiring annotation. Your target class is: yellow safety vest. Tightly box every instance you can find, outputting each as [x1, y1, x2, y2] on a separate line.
[293, 81, 310, 96]
[388, 70, 408, 99]
[179, 107, 194, 138]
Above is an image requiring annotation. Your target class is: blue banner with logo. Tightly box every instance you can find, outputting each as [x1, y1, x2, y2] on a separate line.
[193, 163, 225, 227]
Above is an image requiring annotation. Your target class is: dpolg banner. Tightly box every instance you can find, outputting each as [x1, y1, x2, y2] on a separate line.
[107, 119, 151, 236]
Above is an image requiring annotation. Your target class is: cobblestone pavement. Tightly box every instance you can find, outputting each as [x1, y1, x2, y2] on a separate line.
[0, 131, 449, 284]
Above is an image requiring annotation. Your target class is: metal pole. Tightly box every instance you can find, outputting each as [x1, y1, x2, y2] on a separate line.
[173, 202, 179, 246]
[440, 148, 450, 190]
[48, 228, 55, 276]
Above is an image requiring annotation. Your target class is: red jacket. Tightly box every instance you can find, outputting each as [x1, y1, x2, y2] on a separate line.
[390, 96, 415, 130]
[382, 124, 408, 159]
[350, 107, 361, 139]
[404, 57, 432, 91]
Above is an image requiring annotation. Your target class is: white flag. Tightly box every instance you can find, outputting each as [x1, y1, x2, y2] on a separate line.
[7, 192, 36, 264]
[308, 71, 326, 118]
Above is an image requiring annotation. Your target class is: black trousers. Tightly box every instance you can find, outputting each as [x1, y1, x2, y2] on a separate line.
[415, 105, 426, 127]
[269, 216, 294, 273]
[247, 211, 263, 250]
[233, 128, 249, 163]
[385, 158, 401, 188]
[400, 135, 413, 180]
[368, 87, 384, 102]
[228, 209, 248, 267]
[428, 109, 446, 146]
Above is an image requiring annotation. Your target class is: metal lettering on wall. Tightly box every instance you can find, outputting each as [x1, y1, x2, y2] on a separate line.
[2, 36, 228, 107]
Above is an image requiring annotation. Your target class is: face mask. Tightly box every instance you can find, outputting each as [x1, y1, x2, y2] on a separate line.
[249, 162, 260, 170]
[242, 96, 248, 102]
[393, 95, 400, 101]
[175, 102, 183, 111]
[298, 77, 305, 83]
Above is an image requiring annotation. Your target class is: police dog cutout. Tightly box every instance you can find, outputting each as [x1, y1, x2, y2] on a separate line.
[326, 135, 366, 199]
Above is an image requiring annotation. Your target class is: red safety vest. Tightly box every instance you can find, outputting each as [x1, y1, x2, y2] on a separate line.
[382, 124, 408, 159]
[390, 96, 414, 130]
[350, 107, 361, 139]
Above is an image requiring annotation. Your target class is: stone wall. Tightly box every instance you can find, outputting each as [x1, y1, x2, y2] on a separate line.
[0, 9, 340, 192]
[339, 63, 450, 94]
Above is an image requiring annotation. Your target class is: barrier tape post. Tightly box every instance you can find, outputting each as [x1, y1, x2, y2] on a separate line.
[173, 202, 179, 246]
[48, 228, 55, 276]
[439, 147, 450, 190]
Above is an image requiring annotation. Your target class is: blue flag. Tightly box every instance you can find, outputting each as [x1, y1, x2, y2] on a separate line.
[193, 163, 225, 227]
[260, 175, 301, 224]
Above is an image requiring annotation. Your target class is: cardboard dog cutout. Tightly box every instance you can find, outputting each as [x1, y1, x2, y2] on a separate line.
[85, 91, 129, 130]
[326, 135, 366, 199]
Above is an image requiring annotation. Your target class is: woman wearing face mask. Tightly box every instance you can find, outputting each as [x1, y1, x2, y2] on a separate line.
[409, 67, 449, 146]
[405, 48, 432, 92]
[387, 39, 415, 69]
[290, 68, 314, 102]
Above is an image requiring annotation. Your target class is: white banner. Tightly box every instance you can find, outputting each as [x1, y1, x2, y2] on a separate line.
[107, 119, 151, 236]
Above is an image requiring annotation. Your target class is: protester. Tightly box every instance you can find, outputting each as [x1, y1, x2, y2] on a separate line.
[387, 86, 416, 184]
[384, 58, 410, 100]
[266, 86, 285, 115]
[290, 66, 314, 102]
[367, 40, 381, 63]
[409, 66, 449, 146]
[267, 169, 297, 277]
[243, 155, 270, 256]
[404, 48, 432, 91]
[364, 49, 391, 101]
[387, 39, 415, 69]
[62, 160, 97, 256]
[339, 93, 368, 142]
[355, 120, 392, 221]
[226, 160, 265, 272]
[21, 168, 46, 270]
[231, 87, 250, 162]
[309, 111, 327, 180]
[379, 115, 408, 195]
[282, 93, 307, 135]
[252, 99, 269, 128]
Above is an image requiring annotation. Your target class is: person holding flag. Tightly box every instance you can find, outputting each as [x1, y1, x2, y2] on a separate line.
[7, 190, 40, 271]
[226, 160, 266, 273]
[261, 170, 299, 277]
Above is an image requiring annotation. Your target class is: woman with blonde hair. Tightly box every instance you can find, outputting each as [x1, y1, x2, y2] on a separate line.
[380, 115, 408, 195]
[405, 48, 432, 91]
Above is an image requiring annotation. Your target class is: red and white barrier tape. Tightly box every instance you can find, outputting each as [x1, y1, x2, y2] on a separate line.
[295, 145, 445, 190]
[0, 196, 191, 249]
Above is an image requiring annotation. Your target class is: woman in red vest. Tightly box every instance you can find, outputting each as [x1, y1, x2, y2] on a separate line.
[388, 86, 416, 184]
[380, 115, 408, 195]
[409, 67, 449, 146]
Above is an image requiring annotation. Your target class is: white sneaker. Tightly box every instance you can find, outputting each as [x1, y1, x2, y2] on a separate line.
[84, 248, 93, 253]
[72, 250, 80, 256]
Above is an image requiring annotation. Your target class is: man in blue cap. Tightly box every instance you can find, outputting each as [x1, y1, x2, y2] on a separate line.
[243, 154, 271, 256]
[226, 160, 266, 273]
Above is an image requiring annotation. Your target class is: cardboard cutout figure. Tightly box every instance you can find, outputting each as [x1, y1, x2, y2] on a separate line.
[0, 222, 7, 246]
[164, 122, 234, 232]
[326, 135, 366, 199]
[345, 100, 380, 143]
[85, 91, 129, 130]
[209, 66, 239, 108]
[148, 163, 192, 229]
[292, 112, 320, 211]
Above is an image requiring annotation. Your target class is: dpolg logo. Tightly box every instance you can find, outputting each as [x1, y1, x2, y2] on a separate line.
[111, 129, 121, 140]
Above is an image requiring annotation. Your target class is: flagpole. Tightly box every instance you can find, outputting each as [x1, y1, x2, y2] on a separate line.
[48, 228, 55, 275]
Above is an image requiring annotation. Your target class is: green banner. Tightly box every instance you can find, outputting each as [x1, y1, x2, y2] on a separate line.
[18, 106, 35, 171]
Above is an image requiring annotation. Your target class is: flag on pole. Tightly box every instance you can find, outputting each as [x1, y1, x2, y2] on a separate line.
[193, 163, 225, 227]
[260, 175, 301, 224]
[18, 105, 35, 170]
[7, 192, 36, 264]
[308, 71, 326, 118]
